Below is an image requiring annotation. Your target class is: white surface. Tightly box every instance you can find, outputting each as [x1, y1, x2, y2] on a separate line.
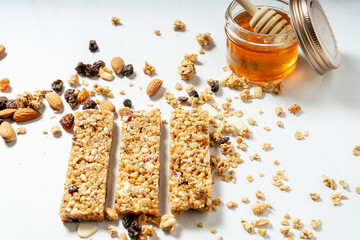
[1, 0, 360, 239]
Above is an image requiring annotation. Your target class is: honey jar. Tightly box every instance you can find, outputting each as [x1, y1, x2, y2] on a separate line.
[225, 0, 341, 83]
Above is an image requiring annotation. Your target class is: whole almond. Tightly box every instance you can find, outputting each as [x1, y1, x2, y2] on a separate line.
[45, 92, 62, 110]
[99, 100, 115, 113]
[146, 79, 163, 96]
[0, 109, 17, 119]
[0, 121, 16, 142]
[13, 108, 41, 122]
[111, 57, 125, 74]
[0, 45, 5, 57]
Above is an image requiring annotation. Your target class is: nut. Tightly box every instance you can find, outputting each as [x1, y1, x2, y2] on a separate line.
[110, 57, 125, 74]
[0, 121, 16, 142]
[0, 109, 17, 119]
[45, 92, 62, 110]
[99, 67, 114, 81]
[0, 45, 5, 57]
[13, 108, 41, 122]
[99, 100, 115, 113]
[146, 78, 163, 96]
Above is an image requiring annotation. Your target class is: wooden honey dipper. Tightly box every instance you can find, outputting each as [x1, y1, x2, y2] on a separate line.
[236, 0, 293, 34]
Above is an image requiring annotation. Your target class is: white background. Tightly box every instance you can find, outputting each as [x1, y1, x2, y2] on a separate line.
[1, 0, 360, 239]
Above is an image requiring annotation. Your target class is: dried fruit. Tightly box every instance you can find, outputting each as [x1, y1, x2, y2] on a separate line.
[75, 60, 105, 77]
[99, 67, 114, 81]
[123, 64, 134, 77]
[60, 113, 75, 131]
[188, 90, 199, 98]
[75, 62, 86, 74]
[123, 99, 132, 108]
[0, 78, 10, 92]
[0, 121, 16, 142]
[68, 185, 78, 193]
[122, 215, 136, 230]
[45, 92, 63, 110]
[210, 80, 219, 93]
[0, 109, 17, 119]
[99, 100, 115, 112]
[218, 137, 230, 146]
[89, 40, 98, 52]
[82, 99, 97, 110]
[0, 96, 8, 110]
[0, 45, 5, 57]
[178, 96, 189, 104]
[111, 57, 125, 74]
[64, 89, 79, 109]
[77, 88, 89, 103]
[13, 108, 41, 122]
[146, 79, 163, 96]
[5, 99, 17, 110]
[51, 79, 64, 92]
[128, 221, 142, 239]
[40, 90, 52, 98]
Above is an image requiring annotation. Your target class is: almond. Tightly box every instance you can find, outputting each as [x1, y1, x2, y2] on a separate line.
[146, 78, 163, 96]
[111, 57, 125, 74]
[0, 109, 17, 119]
[0, 121, 16, 142]
[99, 100, 115, 113]
[0, 45, 5, 57]
[45, 92, 62, 110]
[13, 108, 41, 122]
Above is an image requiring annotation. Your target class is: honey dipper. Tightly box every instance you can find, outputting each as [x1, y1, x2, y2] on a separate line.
[236, 0, 293, 34]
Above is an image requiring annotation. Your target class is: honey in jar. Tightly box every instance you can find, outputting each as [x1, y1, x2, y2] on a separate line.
[225, 1, 298, 83]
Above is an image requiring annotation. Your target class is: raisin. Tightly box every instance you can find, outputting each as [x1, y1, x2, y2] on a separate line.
[123, 99, 132, 108]
[210, 80, 219, 93]
[64, 89, 76, 102]
[64, 89, 78, 109]
[82, 99, 97, 110]
[178, 96, 189, 104]
[77, 88, 89, 103]
[91, 60, 105, 74]
[218, 137, 230, 146]
[0, 78, 10, 92]
[128, 221, 142, 240]
[68, 185, 78, 194]
[75, 62, 86, 74]
[0, 119, 4, 126]
[188, 90, 199, 98]
[6, 99, 18, 109]
[51, 79, 64, 92]
[40, 90, 52, 98]
[60, 113, 75, 131]
[0, 96, 8, 110]
[123, 64, 134, 77]
[122, 215, 136, 230]
[89, 40, 98, 52]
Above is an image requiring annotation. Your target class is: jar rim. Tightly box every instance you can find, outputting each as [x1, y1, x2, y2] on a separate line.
[225, 0, 295, 39]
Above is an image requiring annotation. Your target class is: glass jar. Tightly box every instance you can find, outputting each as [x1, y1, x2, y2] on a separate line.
[225, 0, 299, 83]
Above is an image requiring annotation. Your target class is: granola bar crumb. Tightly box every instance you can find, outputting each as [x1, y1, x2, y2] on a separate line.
[251, 201, 271, 215]
[280, 226, 290, 237]
[175, 82, 183, 90]
[254, 86, 263, 98]
[249, 154, 260, 161]
[300, 229, 313, 239]
[173, 20, 185, 30]
[240, 89, 251, 101]
[111, 17, 120, 25]
[50, 125, 61, 135]
[16, 127, 26, 135]
[93, 83, 113, 97]
[160, 214, 176, 232]
[241, 219, 254, 233]
[310, 193, 320, 201]
[185, 84, 195, 93]
[247, 175, 254, 182]
[119, 90, 125, 95]
[276, 107, 283, 116]
[226, 201, 238, 209]
[16, 91, 43, 109]
[242, 197, 248, 203]
[43, 130, 48, 134]
[184, 53, 198, 63]
[247, 118, 256, 126]
[210, 228, 217, 234]
[255, 190, 265, 199]
[68, 73, 79, 86]
[104, 208, 118, 221]
[108, 225, 117, 237]
[154, 30, 161, 36]
[339, 180, 348, 189]
[262, 143, 271, 151]
[255, 218, 270, 227]
[199, 48, 204, 54]
[292, 218, 302, 229]
[276, 121, 284, 127]
[139, 225, 157, 239]
[259, 173, 264, 177]
[258, 228, 267, 237]
[262, 81, 275, 92]
[178, 59, 196, 80]
[164, 91, 177, 107]
[322, 174, 337, 190]
[263, 126, 271, 131]
[274, 82, 284, 95]
[281, 219, 289, 226]
[211, 197, 222, 211]
[82, 80, 88, 86]
[197, 222, 204, 228]
[274, 160, 280, 165]
[288, 104, 301, 114]
[147, 104, 153, 107]
[353, 145, 360, 156]
[284, 213, 290, 219]
[196, 33, 213, 46]
[356, 186, 360, 194]
[259, 109, 263, 114]
[217, 236, 223, 240]
[143, 61, 156, 75]
[129, 83, 134, 87]
[294, 131, 304, 140]
[310, 219, 322, 230]
[279, 185, 291, 191]
[119, 233, 127, 240]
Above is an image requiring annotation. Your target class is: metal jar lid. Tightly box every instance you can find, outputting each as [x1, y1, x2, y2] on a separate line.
[290, 0, 340, 74]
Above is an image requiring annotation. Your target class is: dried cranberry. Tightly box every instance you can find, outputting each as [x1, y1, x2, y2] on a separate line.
[188, 90, 199, 98]
[68, 185, 78, 193]
[218, 137, 230, 146]
[0, 96, 8, 110]
[122, 64, 134, 77]
[123, 99, 132, 108]
[82, 99, 97, 110]
[89, 40, 98, 52]
[122, 215, 136, 230]
[6, 99, 18, 109]
[210, 80, 219, 93]
[60, 114, 75, 131]
[51, 79, 64, 92]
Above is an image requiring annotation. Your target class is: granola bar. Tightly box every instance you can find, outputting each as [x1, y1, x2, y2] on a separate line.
[169, 108, 212, 214]
[114, 109, 161, 215]
[59, 110, 114, 222]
